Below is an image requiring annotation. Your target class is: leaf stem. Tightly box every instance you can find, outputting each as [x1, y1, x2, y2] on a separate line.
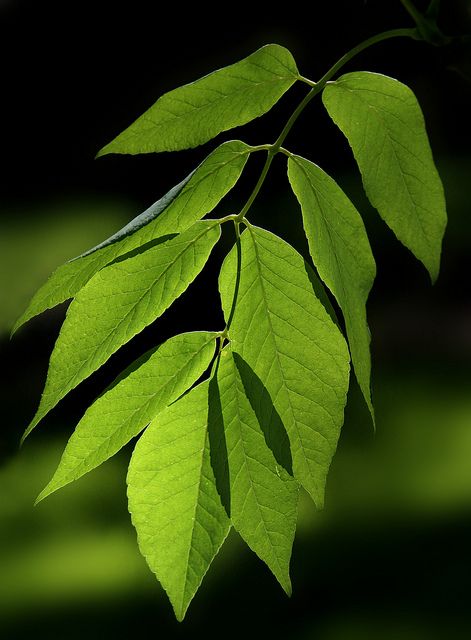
[236, 151, 275, 221]
[237, 27, 418, 222]
[224, 25, 421, 336]
[224, 221, 242, 331]
[217, 214, 238, 224]
[315, 27, 419, 87]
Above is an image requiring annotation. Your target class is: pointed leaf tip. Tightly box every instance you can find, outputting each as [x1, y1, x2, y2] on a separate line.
[128, 382, 230, 619]
[25, 221, 221, 438]
[323, 71, 446, 281]
[219, 226, 350, 507]
[213, 347, 298, 592]
[13, 141, 249, 334]
[36, 331, 217, 500]
[287, 154, 376, 422]
[99, 44, 298, 155]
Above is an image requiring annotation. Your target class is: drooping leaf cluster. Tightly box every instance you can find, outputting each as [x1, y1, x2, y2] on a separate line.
[15, 40, 446, 620]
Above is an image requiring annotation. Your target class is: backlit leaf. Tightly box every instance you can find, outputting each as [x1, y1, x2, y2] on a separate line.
[212, 347, 298, 593]
[98, 44, 299, 156]
[322, 71, 446, 281]
[127, 381, 230, 621]
[24, 221, 220, 441]
[287, 155, 376, 419]
[219, 226, 350, 507]
[37, 331, 217, 502]
[13, 141, 249, 334]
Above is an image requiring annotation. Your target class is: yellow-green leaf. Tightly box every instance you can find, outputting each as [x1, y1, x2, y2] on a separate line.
[37, 331, 217, 502]
[212, 347, 298, 593]
[13, 141, 249, 334]
[323, 71, 446, 282]
[288, 154, 376, 420]
[98, 44, 299, 155]
[127, 382, 230, 621]
[24, 221, 220, 441]
[219, 226, 350, 507]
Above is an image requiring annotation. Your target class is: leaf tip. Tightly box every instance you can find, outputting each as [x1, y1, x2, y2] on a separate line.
[21, 411, 42, 446]
[313, 491, 325, 512]
[19, 428, 30, 448]
[363, 391, 376, 432]
[95, 145, 109, 159]
[428, 265, 439, 286]
[96, 139, 123, 159]
[10, 313, 27, 339]
[282, 576, 293, 598]
[173, 601, 189, 623]
[420, 251, 441, 285]
[34, 490, 47, 506]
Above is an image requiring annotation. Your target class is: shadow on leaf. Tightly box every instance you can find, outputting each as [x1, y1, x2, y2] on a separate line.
[233, 352, 293, 476]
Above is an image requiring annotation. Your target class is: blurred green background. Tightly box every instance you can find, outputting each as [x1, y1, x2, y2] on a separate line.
[1, 1, 470, 638]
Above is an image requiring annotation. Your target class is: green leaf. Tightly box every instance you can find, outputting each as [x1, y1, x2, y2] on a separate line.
[36, 331, 217, 502]
[219, 226, 350, 507]
[127, 381, 230, 621]
[304, 262, 339, 327]
[213, 347, 298, 593]
[13, 141, 250, 334]
[287, 155, 376, 420]
[98, 44, 299, 156]
[23, 221, 221, 441]
[322, 71, 446, 282]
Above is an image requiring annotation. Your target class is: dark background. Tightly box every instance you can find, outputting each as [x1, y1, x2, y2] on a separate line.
[1, 1, 470, 638]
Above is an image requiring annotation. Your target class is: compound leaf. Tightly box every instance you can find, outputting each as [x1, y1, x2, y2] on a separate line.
[219, 226, 350, 507]
[36, 331, 217, 502]
[287, 155, 376, 420]
[127, 381, 230, 621]
[98, 44, 299, 156]
[13, 141, 249, 334]
[24, 221, 220, 441]
[322, 71, 446, 282]
[213, 347, 298, 593]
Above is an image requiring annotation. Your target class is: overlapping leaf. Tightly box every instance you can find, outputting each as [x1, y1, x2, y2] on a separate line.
[219, 226, 350, 507]
[212, 347, 298, 592]
[36, 331, 217, 502]
[17, 31, 451, 623]
[97, 44, 299, 156]
[287, 155, 376, 419]
[322, 71, 447, 281]
[127, 381, 230, 621]
[24, 221, 220, 440]
[13, 141, 250, 334]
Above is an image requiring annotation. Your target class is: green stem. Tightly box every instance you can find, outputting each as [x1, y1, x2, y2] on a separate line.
[237, 27, 418, 222]
[224, 221, 242, 331]
[236, 150, 275, 221]
[217, 214, 238, 224]
[271, 86, 320, 151]
[315, 27, 419, 87]
[224, 25, 420, 335]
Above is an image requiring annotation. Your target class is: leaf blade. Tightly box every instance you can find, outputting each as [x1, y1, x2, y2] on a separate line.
[127, 381, 230, 621]
[214, 347, 298, 593]
[13, 140, 249, 334]
[322, 71, 447, 281]
[24, 221, 221, 440]
[98, 44, 299, 155]
[37, 331, 217, 502]
[287, 155, 376, 419]
[219, 226, 350, 507]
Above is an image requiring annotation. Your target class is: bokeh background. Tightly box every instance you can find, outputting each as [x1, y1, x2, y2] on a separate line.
[1, 0, 470, 638]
